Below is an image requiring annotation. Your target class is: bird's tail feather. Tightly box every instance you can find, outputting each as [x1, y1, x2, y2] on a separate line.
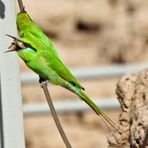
[77, 89, 118, 129]
[62, 81, 118, 130]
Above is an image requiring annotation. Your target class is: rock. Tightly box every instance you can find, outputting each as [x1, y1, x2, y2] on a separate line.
[108, 69, 148, 147]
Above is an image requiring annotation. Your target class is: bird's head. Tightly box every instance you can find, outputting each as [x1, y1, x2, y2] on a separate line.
[5, 34, 36, 62]
[16, 11, 32, 34]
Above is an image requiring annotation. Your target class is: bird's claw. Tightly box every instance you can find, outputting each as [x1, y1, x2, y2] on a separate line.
[40, 80, 49, 88]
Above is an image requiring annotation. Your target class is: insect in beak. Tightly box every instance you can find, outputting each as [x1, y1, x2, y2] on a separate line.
[4, 42, 18, 53]
[5, 34, 26, 53]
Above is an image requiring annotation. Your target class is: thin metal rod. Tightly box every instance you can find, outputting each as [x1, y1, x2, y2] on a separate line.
[17, 0, 25, 12]
[41, 82, 72, 148]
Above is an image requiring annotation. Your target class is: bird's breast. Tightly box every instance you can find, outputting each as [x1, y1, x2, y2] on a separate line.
[17, 47, 36, 62]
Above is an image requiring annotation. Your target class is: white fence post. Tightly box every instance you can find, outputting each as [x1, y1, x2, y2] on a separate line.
[0, 0, 25, 148]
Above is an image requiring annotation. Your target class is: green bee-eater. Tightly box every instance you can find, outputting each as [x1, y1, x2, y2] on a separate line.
[7, 11, 117, 129]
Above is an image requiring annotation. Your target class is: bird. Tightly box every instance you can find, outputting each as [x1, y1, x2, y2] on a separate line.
[7, 11, 117, 129]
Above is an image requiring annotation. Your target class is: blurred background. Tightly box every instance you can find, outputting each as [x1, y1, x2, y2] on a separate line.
[17, 0, 148, 147]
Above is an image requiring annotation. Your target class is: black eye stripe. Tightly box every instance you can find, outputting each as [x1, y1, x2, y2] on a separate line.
[21, 42, 37, 52]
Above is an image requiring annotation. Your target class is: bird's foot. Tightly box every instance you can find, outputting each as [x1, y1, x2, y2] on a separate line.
[39, 76, 48, 88]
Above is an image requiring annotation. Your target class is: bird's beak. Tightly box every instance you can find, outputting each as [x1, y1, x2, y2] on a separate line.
[5, 34, 21, 42]
[4, 49, 16, 53]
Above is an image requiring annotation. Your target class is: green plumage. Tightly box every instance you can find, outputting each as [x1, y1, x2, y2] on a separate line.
[16, 11, 116, 128]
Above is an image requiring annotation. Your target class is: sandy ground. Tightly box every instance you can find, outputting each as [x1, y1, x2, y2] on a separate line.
[16, 0, 148, 147]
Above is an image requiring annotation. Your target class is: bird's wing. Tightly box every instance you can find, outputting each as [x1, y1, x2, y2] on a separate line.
[41, 51, 85, 90]
[19, 29, 61, 59]
[19, 31, 84, 90]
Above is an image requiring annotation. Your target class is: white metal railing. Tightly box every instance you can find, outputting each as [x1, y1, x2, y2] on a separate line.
[21, 62, 148, 85]
[0, 0, 25, 148]
[22, 62, 148, 115]
[23, 97, 119, 116]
